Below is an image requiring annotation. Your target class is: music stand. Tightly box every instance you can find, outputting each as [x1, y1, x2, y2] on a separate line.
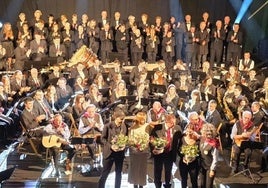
[149, 84, 167, 95]
[24, 60, 48, 71]
[233, 140, 264, 183]
[191, 70, 206, 81]
[99, 87, 110, 98]
[171, 70, 189, 81]
[119, 96, 137, 104]
[108, 52, 125, 63]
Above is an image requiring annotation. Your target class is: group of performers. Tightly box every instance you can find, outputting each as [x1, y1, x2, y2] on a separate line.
[0, 8, 268, 188]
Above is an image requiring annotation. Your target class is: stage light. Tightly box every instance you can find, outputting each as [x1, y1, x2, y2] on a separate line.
[234, 0, 253, 23]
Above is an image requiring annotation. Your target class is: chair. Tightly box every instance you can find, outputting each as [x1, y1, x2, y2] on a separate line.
[18, 122, 42, 157]
[254, 123, 263, 142]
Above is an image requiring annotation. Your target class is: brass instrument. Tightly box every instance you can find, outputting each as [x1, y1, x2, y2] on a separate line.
[222, 94, 235, 121]
[68, 45, 98, 68]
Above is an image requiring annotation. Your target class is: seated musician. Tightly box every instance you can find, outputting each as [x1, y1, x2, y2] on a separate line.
[78, 104, 104, 160]
[174, 72, 192, 93]
[21, 97, 44, 137]
[152, 60, 168, 86]
[10, 70, 31, 101]
[33, 89, 54, 126]
[44, 85, 60, 113]
[70, 62, 89, 85]
[184, 89, 205, 115]
[129, 80, 150, 114]
[185, 111, 205, 134]
[107, 60, 125, 82]
[43, 114, 76, 176]
[86, 83, 104, 109]
[147, 101, 167, 128]
[93, 73, 109, 89]
[230, 110, 257, 174]
[110, 80, 128, 103]
[199, 76, 216, 98]
[55, 77, 73, 111]
[162, 84, 179, 113]
[129, 60, 147, 86]
[73, 76, 87, 93]
[72, 94, 88, 123]
[27, 68, 43, 91]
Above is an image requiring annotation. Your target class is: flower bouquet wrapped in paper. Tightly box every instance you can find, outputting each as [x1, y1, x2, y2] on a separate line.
[128, 133, 149, 152]
[150, 137, 168, 154]
[111, 134, 128, 152]
[181, 144, 199, 164]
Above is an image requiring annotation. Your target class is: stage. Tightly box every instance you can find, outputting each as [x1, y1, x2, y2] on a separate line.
[0, 140, 268, 188]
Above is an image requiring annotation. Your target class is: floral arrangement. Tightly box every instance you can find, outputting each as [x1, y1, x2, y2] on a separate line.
[180, 144, 199, 164]
[111, 134, 128, 151]
[128, 133, 149, 152]
[150, 137, 168, 150]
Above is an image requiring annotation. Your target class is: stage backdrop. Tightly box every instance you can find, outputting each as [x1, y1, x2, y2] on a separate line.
[0, 0, 267, 57]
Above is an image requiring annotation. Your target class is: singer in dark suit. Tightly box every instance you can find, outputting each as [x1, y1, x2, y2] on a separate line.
[210, 20, 226, 67]
[227, 23, 243, 66]
[99, 23, 114, 64]
[150, 114, 182, 188]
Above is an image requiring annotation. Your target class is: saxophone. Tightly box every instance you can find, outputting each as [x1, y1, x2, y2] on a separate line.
[222, 95, 235, 121]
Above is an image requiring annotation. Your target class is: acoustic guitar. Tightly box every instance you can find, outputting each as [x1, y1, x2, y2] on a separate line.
[234, 126, 259, 147]
[42, 135, 68, 148]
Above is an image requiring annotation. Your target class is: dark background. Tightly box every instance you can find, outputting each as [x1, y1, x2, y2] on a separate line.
[0, 0, 267, 60]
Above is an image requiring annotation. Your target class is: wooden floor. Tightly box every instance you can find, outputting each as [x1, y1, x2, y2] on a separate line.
[1, 140, 268, 188]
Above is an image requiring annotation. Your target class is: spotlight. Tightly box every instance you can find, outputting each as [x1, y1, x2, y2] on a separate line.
[0, 22, 3, 28]
[234, 0, 253, 23]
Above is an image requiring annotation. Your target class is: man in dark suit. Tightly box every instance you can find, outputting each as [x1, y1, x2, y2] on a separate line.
[98, 109, 127, 188]
[20, 97, 44, 136]
[32, 89, 53, 125]
[205, 100, 222, 128]
[227, 23, 243, 66]
[48, 36, 66, 62]
[29, 32, 47, 61]
[150, 114, 182, 188]
[98, 10, 110, 30]
[14, 39, 31, 70]
[251, 101, 265, 127]
[115, 24, 129, 64]
[184, 25, 198, 69]
[210, 20, 226, 67]
[99, 23, 114, 64]
[27, 68, 43, 91]
[55, 77, 73, 110]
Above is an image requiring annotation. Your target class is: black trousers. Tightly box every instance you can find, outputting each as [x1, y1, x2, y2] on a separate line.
[153, 151, 173, 188]
[179, 158, 199, 188]
[98, 151, 124, 188]
[200, 167, 215, 188]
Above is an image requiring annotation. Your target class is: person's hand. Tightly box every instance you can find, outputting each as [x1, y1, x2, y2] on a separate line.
[209, 170, 215, 177]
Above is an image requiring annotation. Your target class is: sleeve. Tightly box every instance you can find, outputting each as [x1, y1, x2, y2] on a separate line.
[210, 147, 219, 171]
[78, 118, 91, 135]
[230, 123, 238, 140]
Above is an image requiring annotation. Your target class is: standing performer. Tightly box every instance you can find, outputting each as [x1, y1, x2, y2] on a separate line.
[150, 114, 182, 188]
[199, 123, 219, 188]
[98, 109, 127, 188]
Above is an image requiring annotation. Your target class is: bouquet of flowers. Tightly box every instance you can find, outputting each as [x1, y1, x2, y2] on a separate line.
[111, 134, 128, 151]
[180, 144, 199, 164]
[128, 133, 149, 152]
[150, 137, 168, 154]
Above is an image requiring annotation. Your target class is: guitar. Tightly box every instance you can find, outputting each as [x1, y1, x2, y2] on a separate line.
[234, 125, 261, 147]
[42, 135, 69, 148]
